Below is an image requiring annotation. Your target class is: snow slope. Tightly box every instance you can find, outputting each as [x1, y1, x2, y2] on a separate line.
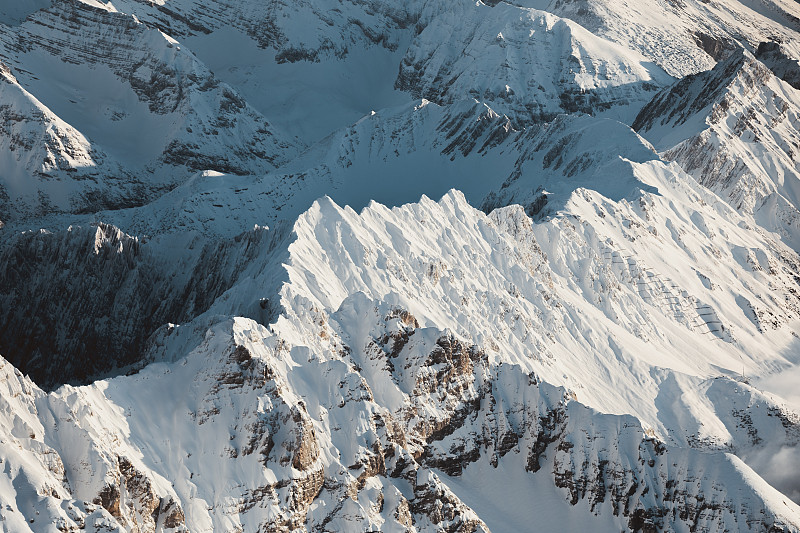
[0, 97, 521, 389]
[0, 0, 299, 220]
[634, 49, 800, 250]
[516, 0, 800, 78]
[2, 0, 800, 529]
[2, 182, 800, 530]
[95, 99, 520, 238]
[5, 0, 799, 220]
[396, 2, 671, 126]
[0, 62, 138, 219]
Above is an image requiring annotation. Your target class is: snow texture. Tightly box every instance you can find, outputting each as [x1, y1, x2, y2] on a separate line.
[1, 0, 800, 531]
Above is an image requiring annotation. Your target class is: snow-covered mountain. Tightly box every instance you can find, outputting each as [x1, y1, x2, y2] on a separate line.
[515, 0, 800, 78]
[0, 0, 299, 219]
[4, 184, 800, 531]
[634, 48, 800, 250]
[395, 2, 671, 126]
[3, 0, 800, 531]
[0, 61, 138, 218]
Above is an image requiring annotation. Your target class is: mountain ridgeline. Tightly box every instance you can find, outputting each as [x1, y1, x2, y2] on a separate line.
[2, 0, 800, 531]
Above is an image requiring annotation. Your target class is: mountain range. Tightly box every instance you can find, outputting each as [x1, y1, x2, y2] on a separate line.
[2, 0, 800, 531]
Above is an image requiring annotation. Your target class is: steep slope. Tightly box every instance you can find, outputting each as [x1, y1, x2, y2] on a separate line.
[0, 62, 138, 220]
[274, 182, 800, 451]
[0, 0, 300, 220]
[0, 98, 518, 387]
[634, 49, 800, 249]
[756, 41, 800, 90]
[5, 109, 800, 403]
[2, 184, 800, 530]
[516, 0, 800, 78]
[107, 0, 417, 61]
[101, 0, 800, 112]
[396, 2, 670, 126]
[2, 0, 800, 528]
[101, 0, 673, 141]
[3, 0, 798, 221]
[0, 108, 656, 388]
[0, 356, 186, 532]
[84, 0, 421, 144]
[0, 221, 292, 388]
[72, 99, 520, 238]
[481, 114, 659, 216]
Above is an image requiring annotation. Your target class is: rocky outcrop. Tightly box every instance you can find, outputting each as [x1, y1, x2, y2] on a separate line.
[756, 41, 800, 89]
[102, 0, 419, 61]
[94, 457, 187, 532]
[339, 300, 800, 532]
[4, 2, 800, 531]
[0, 354, 183, 532]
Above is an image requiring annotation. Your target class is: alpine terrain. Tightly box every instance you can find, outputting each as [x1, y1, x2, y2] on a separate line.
[2, 0, 800, 531]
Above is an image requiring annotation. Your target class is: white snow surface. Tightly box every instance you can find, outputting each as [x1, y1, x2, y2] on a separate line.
[2, 0, 800, 530]
[4, 176, 800, 530]
[516, 0, 800, 77]
[635, 49, 800, 251]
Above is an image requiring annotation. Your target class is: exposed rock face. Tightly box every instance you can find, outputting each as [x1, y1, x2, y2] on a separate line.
[0, 222, 289, 388]
[8, 313, 798, 532]
[0, 356, 187, 532]
[0, 0, 299, 219]
[93, 456, 188, 532]
[108, 0, 418, 61]
[756, 41, 800, 90]
[0, 98, 519, 391]
[4, 125, 800, 530]
[634, 49, 800, 250]
[2, 0, 800, 221]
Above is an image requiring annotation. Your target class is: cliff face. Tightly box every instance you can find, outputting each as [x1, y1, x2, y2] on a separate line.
[0, 221, 291, 388]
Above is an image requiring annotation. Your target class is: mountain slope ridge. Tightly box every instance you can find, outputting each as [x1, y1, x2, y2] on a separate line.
[3, 0, 800, 529]
[2, 188, 800, 530]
